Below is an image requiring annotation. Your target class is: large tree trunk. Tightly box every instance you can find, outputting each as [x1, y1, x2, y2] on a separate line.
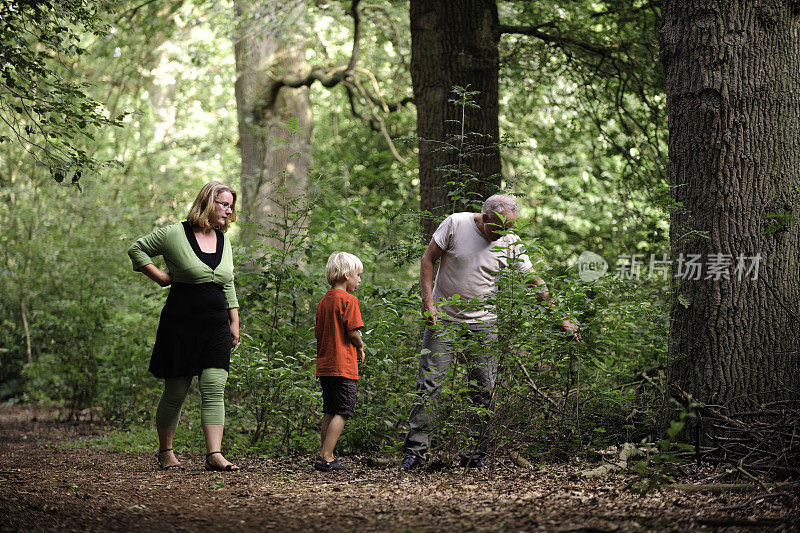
[410, 0, 501, 240]
[234, 0, 312, 246]
[662, 1, 800, 412]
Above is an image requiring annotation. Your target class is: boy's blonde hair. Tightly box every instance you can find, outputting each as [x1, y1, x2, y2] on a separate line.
[326, 252, 363, 285]
[187, 181, 237, 233]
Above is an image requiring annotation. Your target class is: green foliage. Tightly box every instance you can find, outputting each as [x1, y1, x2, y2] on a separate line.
[436, 85, 502, 212]
[627, 398, 702, 496]
[0, 0, 124, 181]
[764, 210, 797, 235]
[499, 0, 667, 262]
[469, 249, 668, 460]
[22, 298, 104, 415]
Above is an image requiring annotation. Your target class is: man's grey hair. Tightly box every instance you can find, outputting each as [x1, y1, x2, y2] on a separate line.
[482, 194, 519, 216]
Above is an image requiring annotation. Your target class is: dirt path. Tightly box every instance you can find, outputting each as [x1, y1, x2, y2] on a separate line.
[0, 405, 797, 532]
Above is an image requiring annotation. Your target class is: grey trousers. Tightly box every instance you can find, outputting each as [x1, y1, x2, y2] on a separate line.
[402, 321, 498, 460]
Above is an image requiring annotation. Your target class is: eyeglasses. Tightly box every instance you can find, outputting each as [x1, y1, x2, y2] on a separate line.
[215, 200, 234, 211]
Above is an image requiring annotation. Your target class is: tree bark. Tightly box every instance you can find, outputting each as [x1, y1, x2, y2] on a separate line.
[234, 0, 312, 246]
[662, 1, 800, 411]
[410, 0, 501, 240]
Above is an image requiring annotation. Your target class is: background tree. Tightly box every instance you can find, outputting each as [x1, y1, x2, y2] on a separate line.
[662, 0, 800, 411]
[410, 0, 502, 238]
[233, 0, 313, 246]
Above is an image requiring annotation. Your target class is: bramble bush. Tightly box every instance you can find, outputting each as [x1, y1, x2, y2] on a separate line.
[7, 193, 668, 460]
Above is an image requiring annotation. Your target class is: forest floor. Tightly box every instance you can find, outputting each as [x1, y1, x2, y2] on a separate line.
[0, 405, 797, 532]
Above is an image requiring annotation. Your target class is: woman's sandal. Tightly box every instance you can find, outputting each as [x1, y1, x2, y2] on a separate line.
[157, 448, 184, 470]
[205, 451, 239, 472]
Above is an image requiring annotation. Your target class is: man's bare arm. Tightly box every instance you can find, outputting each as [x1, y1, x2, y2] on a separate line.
[528, 274, 552, 302]
[528, 269, 582, 342]
[421, 238, 445, 325]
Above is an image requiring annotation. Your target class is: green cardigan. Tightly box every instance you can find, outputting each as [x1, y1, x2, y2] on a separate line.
[128, 222, 238, 308]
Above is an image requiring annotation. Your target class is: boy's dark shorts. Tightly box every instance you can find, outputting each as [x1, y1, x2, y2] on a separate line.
[319, 376, 357, 417]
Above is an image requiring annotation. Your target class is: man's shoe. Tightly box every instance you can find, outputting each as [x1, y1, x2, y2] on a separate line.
[460, 456, 487, 470]
[314, 456, 347, 472]
[398, 453, 425, 471]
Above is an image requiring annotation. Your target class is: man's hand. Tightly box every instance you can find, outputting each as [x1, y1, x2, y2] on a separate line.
[560, 320, 582, 343]
[420, 238, 444, 327]
[357, 345, 365, 363]
[422, 303, 438, 326]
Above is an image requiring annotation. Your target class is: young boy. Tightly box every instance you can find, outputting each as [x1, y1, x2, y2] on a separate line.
[313, 252, 366, 472]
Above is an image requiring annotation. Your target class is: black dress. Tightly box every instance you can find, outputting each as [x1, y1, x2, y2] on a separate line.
[148, 222, 232, 379]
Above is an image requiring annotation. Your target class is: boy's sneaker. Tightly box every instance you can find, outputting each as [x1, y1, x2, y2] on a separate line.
[314, 456, 347, 472]
[459, 455, 487, 470]
[398, 453, 425, 471]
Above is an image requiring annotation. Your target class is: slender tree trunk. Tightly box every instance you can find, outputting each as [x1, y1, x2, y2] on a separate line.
[410, 0, 501, 240]
[662, 1, 800, 411]
[20, 297, 32, 364]
[234, 0, 312, 246]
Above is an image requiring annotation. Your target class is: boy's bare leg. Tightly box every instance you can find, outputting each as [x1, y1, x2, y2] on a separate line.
[319, 413, 334, 456]
[319, 414, 347, 462]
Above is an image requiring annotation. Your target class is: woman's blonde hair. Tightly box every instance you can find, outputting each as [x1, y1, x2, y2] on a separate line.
[187, 181, 237, 233]
[325, 252, 363, 285]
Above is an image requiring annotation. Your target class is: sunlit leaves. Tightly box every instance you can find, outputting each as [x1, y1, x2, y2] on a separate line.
[0, 0, 123, 183]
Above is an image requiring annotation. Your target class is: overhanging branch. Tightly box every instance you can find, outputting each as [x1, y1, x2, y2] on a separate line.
[498, 24, 621, 57]
[261, 0, 361, 110]
[255, 0, 413, 163]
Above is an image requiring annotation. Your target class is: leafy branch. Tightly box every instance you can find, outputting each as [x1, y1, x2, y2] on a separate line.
[0, 0, 124, 184]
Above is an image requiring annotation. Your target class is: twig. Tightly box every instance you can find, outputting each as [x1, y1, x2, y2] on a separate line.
[718, 491, 793, 512]
[736, 464, 769, 492]
[665, 483, 795, 493]
[517, 361, 559, 409]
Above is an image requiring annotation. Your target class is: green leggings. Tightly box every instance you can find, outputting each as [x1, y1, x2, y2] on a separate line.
[155, 368, 228, 429]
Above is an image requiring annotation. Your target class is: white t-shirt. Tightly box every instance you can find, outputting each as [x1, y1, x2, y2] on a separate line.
[432, 212, 533, 323]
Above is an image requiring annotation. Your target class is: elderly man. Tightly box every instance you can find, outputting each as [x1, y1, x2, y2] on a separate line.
[400, 194, 579, 470]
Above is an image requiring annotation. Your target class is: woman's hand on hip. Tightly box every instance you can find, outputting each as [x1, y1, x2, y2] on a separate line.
[138, 264, 172, 287]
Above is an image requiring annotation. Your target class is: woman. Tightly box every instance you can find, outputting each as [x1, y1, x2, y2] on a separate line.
[128, 181, 240, 471]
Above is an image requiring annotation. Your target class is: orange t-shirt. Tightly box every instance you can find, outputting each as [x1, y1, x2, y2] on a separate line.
[315, 289, 364, 379]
